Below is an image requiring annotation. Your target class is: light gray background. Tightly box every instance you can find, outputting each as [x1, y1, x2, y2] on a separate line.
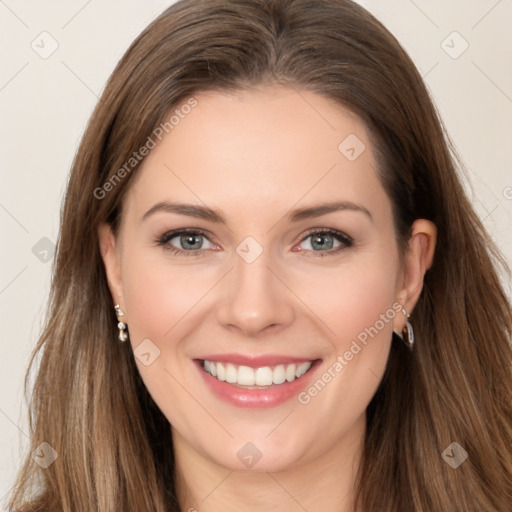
[1, 1, 511, 507]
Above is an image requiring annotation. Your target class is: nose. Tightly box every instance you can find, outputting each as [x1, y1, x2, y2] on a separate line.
[216, 249, 295, 338]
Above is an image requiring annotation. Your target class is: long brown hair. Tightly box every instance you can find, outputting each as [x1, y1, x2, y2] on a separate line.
[9, 0, 512, 510]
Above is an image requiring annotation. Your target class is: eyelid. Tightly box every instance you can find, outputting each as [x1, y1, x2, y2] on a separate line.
[299, 227, 353, 244]
[295, 227, 353, 256]
[155, 227, 353, 256]
[154, 228, 217, 257]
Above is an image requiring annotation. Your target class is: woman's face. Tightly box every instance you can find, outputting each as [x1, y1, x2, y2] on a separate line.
[101, 85, 415, 472]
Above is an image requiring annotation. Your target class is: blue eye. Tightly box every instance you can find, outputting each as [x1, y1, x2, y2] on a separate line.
[156, 229, 215, 257]
[155, 228, 353, 257]
[297, 229, 353, 257]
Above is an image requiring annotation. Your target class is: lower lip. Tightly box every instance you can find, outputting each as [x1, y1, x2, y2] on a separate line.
[195, 359, 321, 408]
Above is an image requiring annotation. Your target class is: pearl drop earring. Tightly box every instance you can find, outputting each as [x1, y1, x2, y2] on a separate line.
[114, 304, 128, 342]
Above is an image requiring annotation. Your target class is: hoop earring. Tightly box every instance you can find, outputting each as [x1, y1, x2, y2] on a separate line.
[394, 306, 414, 349]
[114, 304, 128, 342]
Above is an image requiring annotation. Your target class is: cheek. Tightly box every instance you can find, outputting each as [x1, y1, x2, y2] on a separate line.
[298, 248, 399, 411]
[302, 251, 400, 352]
[121, 250, 216, 345]
[289, 274, 396, 448]
[119, 250, 216, 430]
[338, 263, 397, 342]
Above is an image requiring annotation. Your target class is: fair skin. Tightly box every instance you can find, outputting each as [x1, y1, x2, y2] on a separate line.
[99, 86, 436, 512]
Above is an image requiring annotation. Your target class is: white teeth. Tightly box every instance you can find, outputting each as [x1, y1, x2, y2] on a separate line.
[296, 362, 311, 378]
[202, 360, 313, 387]
[225, 363, 237, 383]
[216, 362, 226, 381]
[273, 364, 286, 385]
[285, 364, 296, 382]
[255, 366, 273, 386]
[238, 365, 255, 386]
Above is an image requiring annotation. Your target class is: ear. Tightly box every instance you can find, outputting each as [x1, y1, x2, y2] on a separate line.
[98, 222, 125, 312]
[392, 219, 437, 332]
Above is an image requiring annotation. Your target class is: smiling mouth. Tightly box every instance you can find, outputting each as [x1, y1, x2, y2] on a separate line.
[201, 360, 315, 388]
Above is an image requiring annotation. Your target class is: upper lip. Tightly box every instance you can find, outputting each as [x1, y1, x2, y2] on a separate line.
[197, 353, 319, 368]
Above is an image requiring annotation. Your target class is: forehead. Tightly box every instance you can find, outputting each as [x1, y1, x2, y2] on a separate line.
[123, 86, 390, 225]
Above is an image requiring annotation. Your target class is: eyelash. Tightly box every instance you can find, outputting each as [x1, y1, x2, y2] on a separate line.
[154, 228, 354, 258]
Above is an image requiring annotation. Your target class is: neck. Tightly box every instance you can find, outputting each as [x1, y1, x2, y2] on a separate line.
[173, 414, 365, 512]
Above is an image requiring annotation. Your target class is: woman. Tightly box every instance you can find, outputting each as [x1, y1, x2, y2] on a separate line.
[9, 0, 512, 511]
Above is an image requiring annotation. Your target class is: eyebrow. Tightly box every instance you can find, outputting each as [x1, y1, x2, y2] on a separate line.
[141, 200, 373, 224]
